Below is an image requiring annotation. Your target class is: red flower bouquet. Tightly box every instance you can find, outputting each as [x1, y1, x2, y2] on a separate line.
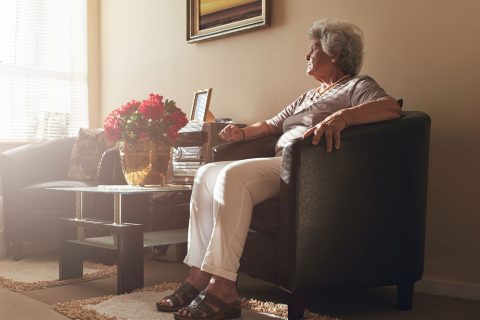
[104, 93, 188, 146]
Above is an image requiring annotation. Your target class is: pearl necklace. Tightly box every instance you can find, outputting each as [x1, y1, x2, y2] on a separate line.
[310, 74, 351, 101]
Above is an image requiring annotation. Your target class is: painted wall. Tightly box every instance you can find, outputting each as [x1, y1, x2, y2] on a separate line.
[98, 0, 480, 293]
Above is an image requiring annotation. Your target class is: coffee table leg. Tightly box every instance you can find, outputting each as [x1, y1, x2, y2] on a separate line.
[59, 241, 83, 280]
[116, 225, 144, 294]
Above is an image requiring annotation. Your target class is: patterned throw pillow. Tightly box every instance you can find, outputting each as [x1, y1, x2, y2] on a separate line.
[67, 128, 110, 181]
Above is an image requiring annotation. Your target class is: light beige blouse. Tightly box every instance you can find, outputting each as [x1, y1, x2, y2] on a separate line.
[265, 75, 392, 155]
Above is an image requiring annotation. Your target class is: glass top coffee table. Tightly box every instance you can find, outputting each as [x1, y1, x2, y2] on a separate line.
[50, 184, 192, 294]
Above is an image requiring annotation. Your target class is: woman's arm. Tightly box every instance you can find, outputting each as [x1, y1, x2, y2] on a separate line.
[303, 97, 402, 152]
[219, 121, 272, 143]
[337, 97, 402, 126]
[219, 91, 311, 143]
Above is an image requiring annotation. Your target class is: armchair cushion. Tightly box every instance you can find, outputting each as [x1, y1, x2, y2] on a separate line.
[250, 199, 279, 233]
[67, 128, 109, 180]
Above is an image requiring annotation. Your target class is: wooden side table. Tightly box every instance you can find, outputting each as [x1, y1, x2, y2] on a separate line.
[51, 185, 191, 294]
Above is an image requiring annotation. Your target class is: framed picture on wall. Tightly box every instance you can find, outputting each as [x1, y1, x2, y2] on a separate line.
[187, 0, 270, 42]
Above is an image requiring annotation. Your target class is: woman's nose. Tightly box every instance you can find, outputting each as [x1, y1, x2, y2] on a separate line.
[306, 53, 310, 61]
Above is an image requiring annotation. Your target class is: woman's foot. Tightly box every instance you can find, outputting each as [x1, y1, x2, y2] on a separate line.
[156, 267, 211, 312]
[156, 282, 200, 312]
[204, 276, 240, 306]
[174, 276, 241, 319]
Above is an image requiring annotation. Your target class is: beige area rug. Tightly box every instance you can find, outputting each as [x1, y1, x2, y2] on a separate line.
[0, 254, 116, 291]
[54, 282, 338, 320]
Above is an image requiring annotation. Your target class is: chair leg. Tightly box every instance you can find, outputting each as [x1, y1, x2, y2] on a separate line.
[397, 282, 415, 311]
[288, 290, 305, 320]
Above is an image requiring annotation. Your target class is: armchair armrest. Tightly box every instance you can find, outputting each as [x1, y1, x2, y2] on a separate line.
[212, 134, 282, 162]
[0, 137, 76, 192]
[276, 111, 431, 290]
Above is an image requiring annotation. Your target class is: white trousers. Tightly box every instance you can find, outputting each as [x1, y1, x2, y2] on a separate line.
[183, 156, 282, 281]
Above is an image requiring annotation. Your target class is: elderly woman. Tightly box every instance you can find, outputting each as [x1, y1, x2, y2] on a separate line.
[157, 18, 402, 320]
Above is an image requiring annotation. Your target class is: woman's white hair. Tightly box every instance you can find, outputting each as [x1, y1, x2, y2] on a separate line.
[308, 19, 364, 76]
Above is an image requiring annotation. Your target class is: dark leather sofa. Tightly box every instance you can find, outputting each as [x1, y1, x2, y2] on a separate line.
[0, 138, 94, 258]
[213, 111, 430, 319]
[0, 137, 154, 260]
[0, 135, 190, 260]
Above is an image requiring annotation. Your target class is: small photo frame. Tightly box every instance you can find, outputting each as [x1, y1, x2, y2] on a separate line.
[190, 88, 213, 122]
[187, 0, 271, 42]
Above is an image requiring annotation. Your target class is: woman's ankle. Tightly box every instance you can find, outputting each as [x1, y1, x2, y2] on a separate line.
[186, 267, 211, 291]
[206, 276, 239, 303]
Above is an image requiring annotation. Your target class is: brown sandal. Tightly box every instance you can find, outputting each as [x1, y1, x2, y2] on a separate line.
[173, 291, 241, 320]
[156, 282, 200, 312]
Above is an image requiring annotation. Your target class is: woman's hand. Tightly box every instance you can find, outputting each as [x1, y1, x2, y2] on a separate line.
[302, 113, 348, 152]
[219, 124, 245, 142]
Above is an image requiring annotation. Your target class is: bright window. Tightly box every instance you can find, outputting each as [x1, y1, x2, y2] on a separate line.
[0, 0, 88, 142]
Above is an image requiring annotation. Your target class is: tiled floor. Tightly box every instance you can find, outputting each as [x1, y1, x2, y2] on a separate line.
[1, 259, 480, 320]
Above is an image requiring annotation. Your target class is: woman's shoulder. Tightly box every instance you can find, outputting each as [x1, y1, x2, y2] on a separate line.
[348, 74, 390, 104]
[347, 74, 384, 90]
[350, 74, 378, 84]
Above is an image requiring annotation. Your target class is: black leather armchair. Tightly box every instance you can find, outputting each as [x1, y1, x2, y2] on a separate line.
[213, 111, 430, 319]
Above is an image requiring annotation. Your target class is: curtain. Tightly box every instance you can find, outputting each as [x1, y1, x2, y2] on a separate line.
[0, 0, 88, 142]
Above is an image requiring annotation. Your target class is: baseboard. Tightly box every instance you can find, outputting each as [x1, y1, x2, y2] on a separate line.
[415, 278, 480, 301]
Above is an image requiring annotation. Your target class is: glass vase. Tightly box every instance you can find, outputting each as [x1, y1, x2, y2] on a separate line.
[118, 139, 171, 186]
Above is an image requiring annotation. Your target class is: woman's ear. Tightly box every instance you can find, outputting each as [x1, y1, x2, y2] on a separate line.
[331, 53, 341, 63]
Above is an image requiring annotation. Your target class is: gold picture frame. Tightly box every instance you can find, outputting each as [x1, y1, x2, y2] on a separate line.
[187, 0, 270, 42]
[190, 88, 213, 122]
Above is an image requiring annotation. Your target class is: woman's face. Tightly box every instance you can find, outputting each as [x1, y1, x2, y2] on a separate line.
[306, 39, 334, 82]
